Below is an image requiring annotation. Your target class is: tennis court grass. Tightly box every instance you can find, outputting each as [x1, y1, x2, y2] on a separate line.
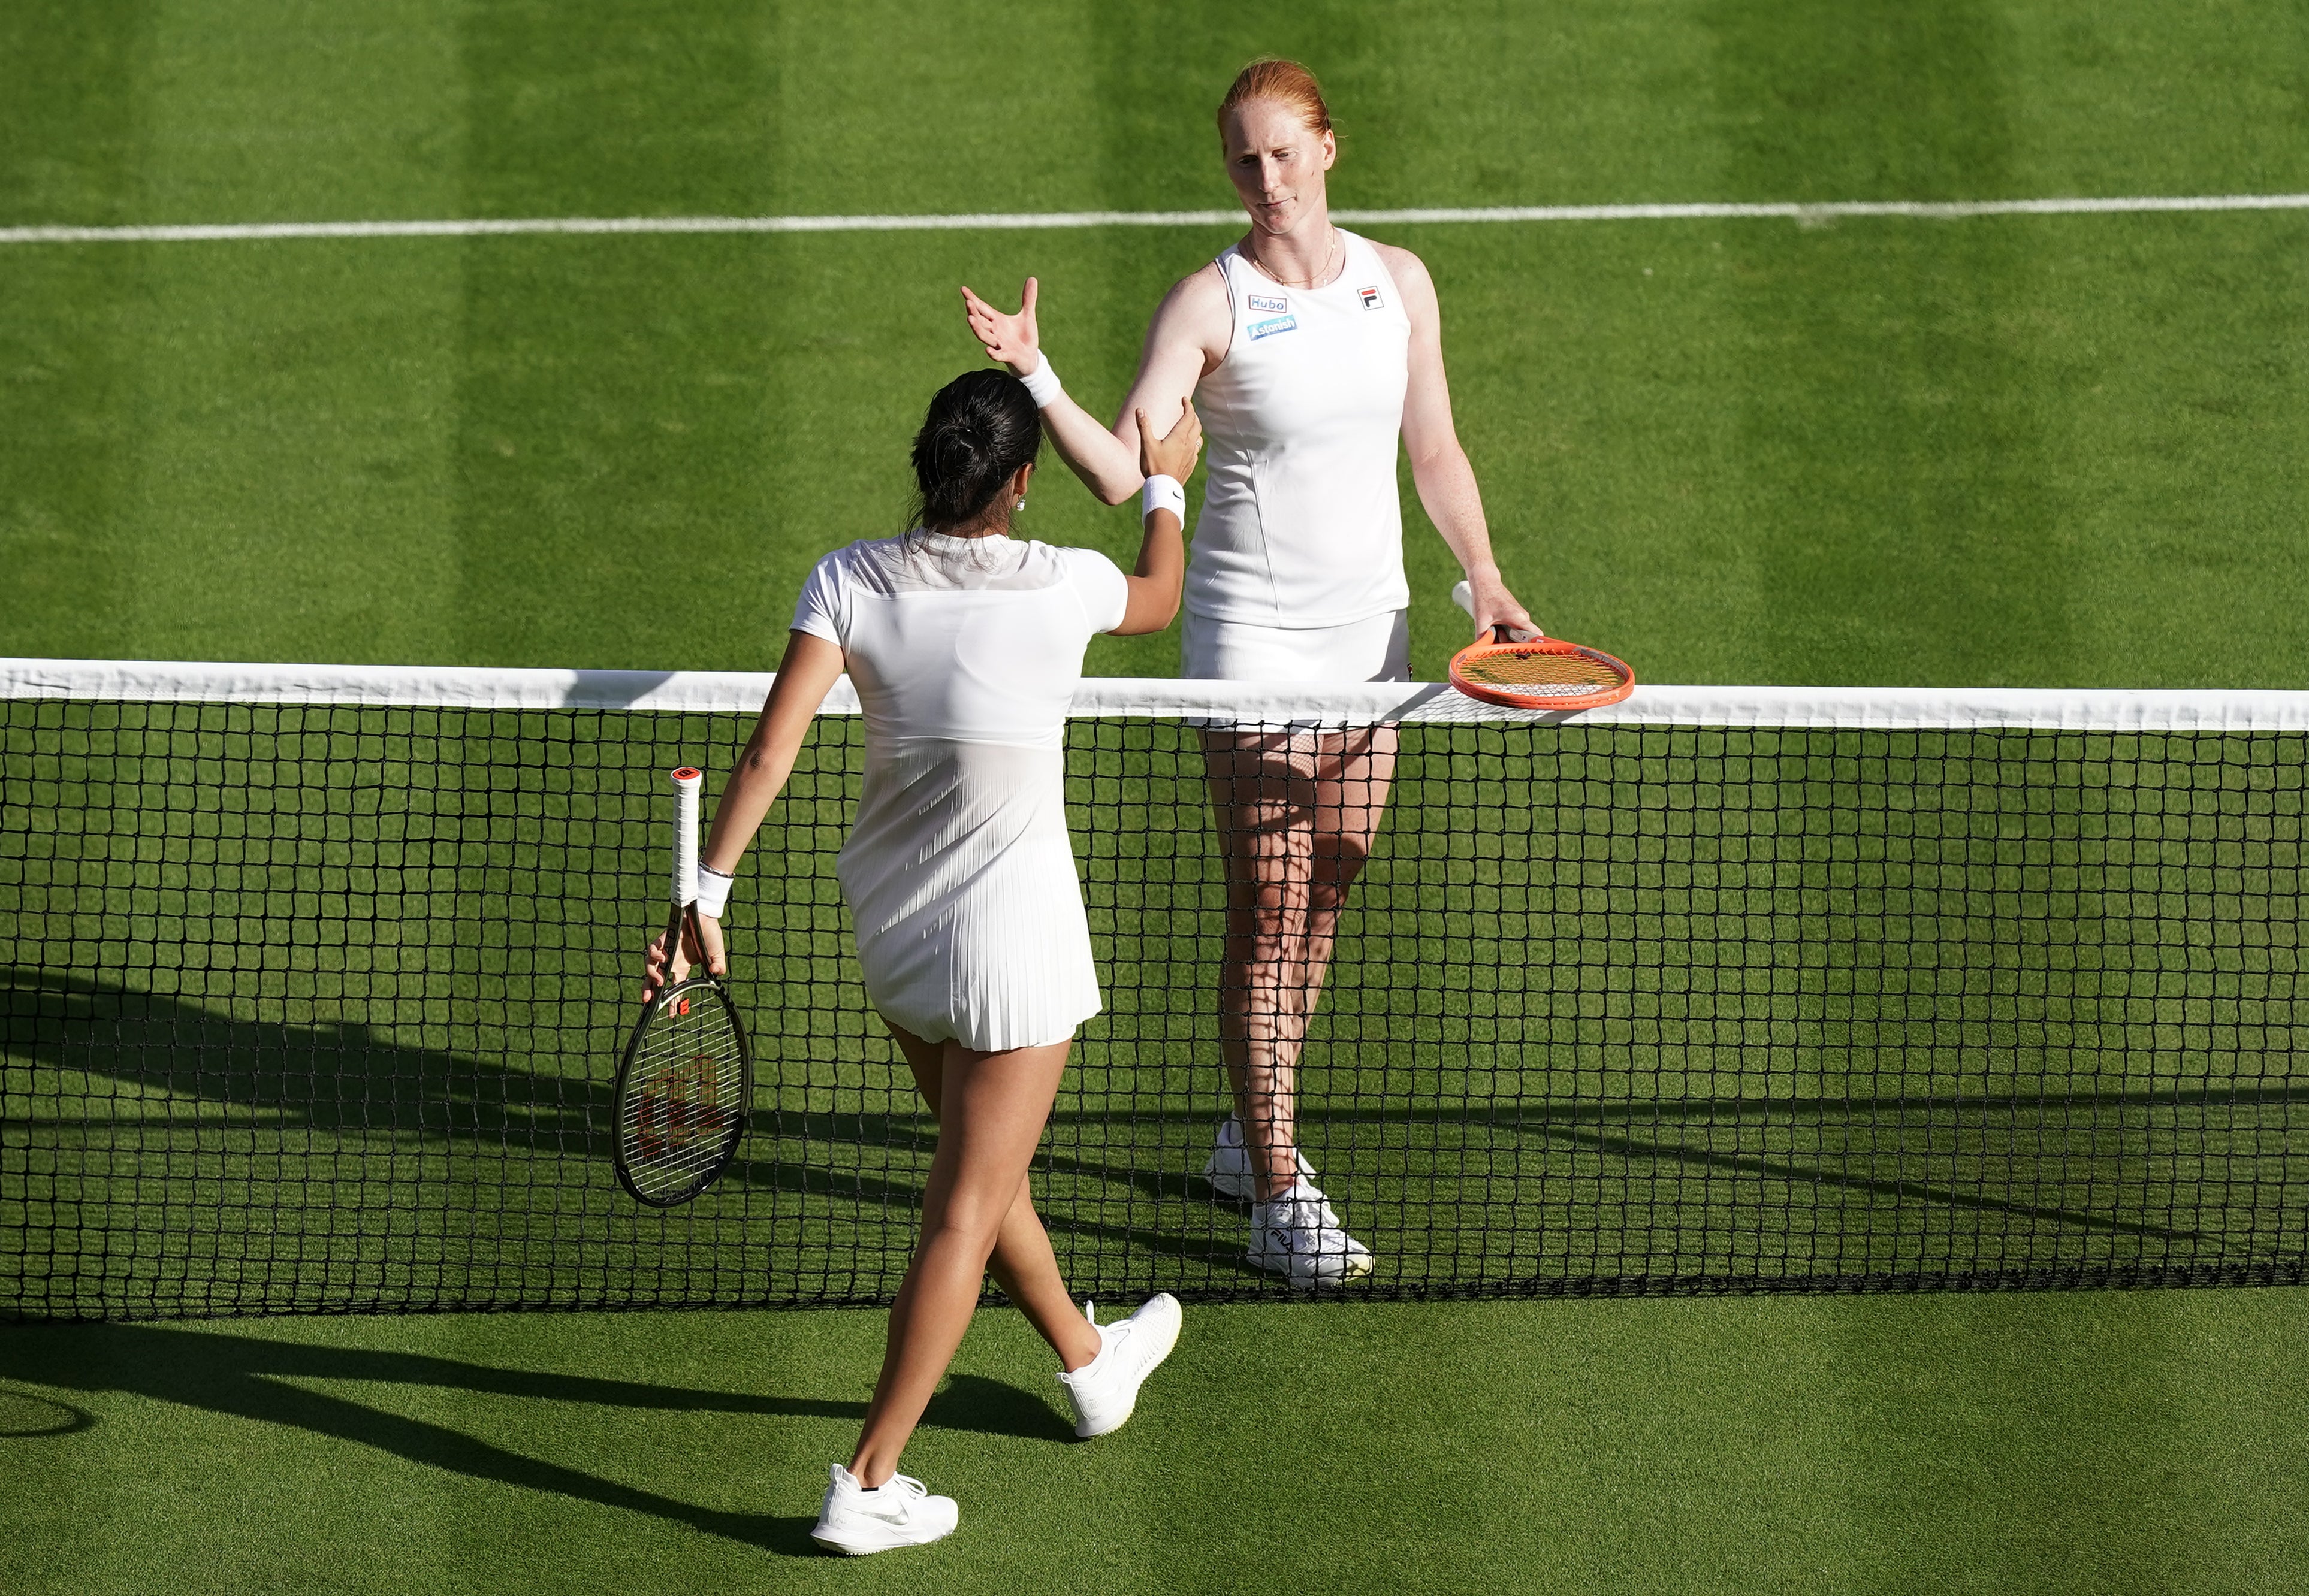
[2, 1, 2304, 685]
[4, 213, 2301, 687]
[6, 0, 2309, 1587]
[6, 1290, 2309, 1594]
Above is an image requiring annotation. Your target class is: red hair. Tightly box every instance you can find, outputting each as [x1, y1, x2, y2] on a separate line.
[1216, 58, 1332, 140]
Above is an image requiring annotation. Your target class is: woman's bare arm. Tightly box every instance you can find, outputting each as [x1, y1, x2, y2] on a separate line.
[1114, 401, 1203, 635]
[642, 629, 844, 993]
[961, 270, 1228, 506]
[700, 630, 846, 875]
[1377, 242, 1538, 640]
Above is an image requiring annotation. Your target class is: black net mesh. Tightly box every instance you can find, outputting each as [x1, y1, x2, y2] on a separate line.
[3, 690, 2304, 1320]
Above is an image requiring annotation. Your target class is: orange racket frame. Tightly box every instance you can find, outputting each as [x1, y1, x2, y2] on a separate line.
[1448, 634, 1637, 711]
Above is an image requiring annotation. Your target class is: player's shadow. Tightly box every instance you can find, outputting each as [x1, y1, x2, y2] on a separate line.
[3, 966, 1246, 1277]
[0, 1323, 1064, 1555]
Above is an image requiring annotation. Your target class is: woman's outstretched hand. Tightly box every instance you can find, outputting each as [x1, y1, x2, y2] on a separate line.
[641, 911, 727, 1004]
[1139, 398, 1202, 484]
[959, 277, 1042, 373]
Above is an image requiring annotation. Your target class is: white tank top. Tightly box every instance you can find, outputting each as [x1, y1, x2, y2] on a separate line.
[1186, 228, 1412, 628]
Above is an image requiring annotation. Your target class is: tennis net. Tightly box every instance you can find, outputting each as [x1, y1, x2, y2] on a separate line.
[5, 658, 2306, 1320]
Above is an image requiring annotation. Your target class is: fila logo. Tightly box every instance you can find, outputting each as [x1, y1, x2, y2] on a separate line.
[1358, 285, 1384, 310]
[1247, 293, 1289, 314]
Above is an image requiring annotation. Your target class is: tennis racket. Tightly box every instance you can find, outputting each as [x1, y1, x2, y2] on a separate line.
[1447, 579, 1635, 711]
[611, 767, 753, 1207]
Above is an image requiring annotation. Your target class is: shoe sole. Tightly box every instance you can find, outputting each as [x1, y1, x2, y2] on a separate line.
[1245, 1248, 1375, 1287]
[1073, 1299, 1184, 1438]
[810, 1522, 956, 1556]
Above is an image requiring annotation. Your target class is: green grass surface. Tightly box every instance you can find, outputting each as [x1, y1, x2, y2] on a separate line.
[6, 1292, 2309, 1594]
[7, 0, 2309, 1588]
[2, 0, 2304, 682]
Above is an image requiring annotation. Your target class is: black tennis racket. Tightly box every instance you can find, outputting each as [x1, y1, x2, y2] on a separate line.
[611, 766, 752, 1207]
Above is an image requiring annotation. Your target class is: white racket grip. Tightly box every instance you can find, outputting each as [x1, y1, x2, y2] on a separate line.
[1451, 578, 1541, 642]
[670, 767, 702, 908]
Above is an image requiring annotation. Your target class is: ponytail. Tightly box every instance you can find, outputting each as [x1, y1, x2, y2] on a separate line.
[910, 370, 1043, 531]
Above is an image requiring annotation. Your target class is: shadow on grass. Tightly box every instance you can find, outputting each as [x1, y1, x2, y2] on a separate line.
[15, 965, 2296, 1307]
[0, 1381, 93, 1437]
[1, 966, 1259, 1290]
[0, 1323, 1064, 1555]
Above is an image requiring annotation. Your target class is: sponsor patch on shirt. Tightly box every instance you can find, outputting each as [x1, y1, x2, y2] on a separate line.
[1247, 293, 1290, 314]
[1358, 285, 1385, 310]
[1248, 314, 1299, 341]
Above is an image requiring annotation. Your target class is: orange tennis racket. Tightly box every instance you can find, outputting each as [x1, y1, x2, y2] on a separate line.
[1447, 581, 1635, 711]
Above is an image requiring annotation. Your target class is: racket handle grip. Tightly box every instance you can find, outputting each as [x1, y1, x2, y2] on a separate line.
[671, 767, 702, 906]
[1451, 579, 1540, 643]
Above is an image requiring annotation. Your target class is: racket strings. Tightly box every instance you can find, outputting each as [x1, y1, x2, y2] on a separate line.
[619, 992, 747, 1201]
[1456, 647, 1628, 692]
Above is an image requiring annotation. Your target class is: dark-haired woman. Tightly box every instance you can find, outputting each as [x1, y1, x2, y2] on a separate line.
[644, 370, 1205, 1555]
[963, 59, 1535, 1284]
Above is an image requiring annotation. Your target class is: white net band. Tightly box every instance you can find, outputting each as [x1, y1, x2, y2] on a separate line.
[7, 656, 2309, 732]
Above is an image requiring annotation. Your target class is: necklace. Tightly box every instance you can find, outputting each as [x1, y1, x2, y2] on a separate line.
[1247, 226, 1341, 290]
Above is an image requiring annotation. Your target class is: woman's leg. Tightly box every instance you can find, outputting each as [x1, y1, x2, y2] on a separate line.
[1203, 727, 1397, 1201]
[1293, 724, 1398, 1027]
[849, 1033, 1076, 1487]
[884, 1021, 1100, 1371]
[1205, 729, 1316, 1199]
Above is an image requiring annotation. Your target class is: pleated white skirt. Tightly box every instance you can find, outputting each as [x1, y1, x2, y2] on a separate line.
[837, 737, 1100, 1053]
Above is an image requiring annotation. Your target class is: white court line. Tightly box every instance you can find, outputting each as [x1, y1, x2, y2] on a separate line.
[3, 192, 2306, 244]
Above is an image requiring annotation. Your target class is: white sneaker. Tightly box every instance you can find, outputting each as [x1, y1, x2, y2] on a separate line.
[1055, 1294, 1182, 1438]
[810, 1464, 959, 1555]
[1201, 1114, 1317, 1201]
[1248, 1180, 1375, 1286]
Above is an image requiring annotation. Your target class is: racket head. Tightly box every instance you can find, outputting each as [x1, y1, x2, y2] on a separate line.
[611, 968, 752, 1207]
[1448, 635, 1635, 711]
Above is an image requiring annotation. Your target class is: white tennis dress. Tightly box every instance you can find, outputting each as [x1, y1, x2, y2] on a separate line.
[1184, 228, 1414, 682]
[792, 531, 1130, 1051]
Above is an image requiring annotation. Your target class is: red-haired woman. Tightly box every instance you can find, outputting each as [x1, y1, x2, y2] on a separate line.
[963, 59, 1535, 1284]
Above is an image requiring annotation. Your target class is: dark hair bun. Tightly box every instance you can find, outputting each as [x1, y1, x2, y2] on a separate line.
[911, 371, 1042, 531]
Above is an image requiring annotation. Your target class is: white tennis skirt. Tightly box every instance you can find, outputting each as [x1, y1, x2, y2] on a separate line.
[1181, 607, 1411, 682]
[838, 739, 1100, 1053]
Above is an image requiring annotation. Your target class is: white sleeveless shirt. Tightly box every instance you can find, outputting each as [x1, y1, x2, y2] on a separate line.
[1186, 228, 1412, 628]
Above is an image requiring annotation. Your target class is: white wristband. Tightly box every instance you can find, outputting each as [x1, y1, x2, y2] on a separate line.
[1018, 353, 1064, 408]
[1142, 474, 1187, 527]
[695, 864, 734, 918]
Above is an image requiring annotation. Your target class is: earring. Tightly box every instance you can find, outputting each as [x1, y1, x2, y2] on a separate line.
[1016, 497, 1027, 511]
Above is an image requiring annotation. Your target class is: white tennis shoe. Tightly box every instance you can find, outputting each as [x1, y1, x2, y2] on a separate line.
[1055, 1294, 1182, 1438]
[1248, 1180, 1375, 1286]
[810, 1464, 959, 1555]
[1201, 1113, 1316, 1201]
